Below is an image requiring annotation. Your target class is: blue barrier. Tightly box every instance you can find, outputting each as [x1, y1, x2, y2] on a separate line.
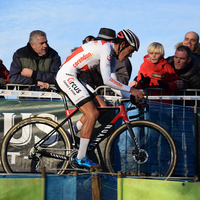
[0, 98, 198, 177]
[147, 102, 196, 177]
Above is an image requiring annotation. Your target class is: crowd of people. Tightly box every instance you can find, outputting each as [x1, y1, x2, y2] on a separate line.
[0, 28, 200, 168]
[0, 29, 199, 95]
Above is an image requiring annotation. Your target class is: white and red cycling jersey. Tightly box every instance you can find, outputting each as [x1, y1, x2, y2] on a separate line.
[56, 40, 131, 107]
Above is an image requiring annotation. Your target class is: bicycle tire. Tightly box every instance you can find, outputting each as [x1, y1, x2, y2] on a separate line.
[105, 120, 177, 177]
[1, 117, 72, 174]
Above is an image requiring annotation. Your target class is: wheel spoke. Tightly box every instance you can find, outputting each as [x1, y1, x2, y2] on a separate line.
[1, 117, 71, 174]
[105, 120, 177, 177]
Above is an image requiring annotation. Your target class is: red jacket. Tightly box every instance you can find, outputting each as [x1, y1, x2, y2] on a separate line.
[137, 55, 178, 90]
[0, 59, 10, 83]
[136, 55, 179, 103]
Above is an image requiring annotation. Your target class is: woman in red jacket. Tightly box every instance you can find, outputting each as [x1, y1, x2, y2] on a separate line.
[0, 59, 10, 88]
[131, 42, 179, 103]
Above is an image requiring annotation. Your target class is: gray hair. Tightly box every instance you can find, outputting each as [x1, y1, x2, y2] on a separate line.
[29, 30, 46, 43]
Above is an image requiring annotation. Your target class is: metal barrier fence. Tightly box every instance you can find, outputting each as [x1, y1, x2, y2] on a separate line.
[0, 84, 200, 178]
[95, 85, 200, 107]
[2, 84, 200, 105]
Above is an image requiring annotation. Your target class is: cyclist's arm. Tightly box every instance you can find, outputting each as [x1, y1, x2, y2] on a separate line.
[109, 71, 132, 98]
[99, 44, 131, 93]
[111, 88, 131, 98]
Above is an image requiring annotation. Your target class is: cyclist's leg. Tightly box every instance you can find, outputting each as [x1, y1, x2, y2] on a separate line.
[75, 101, 101, 168]
[66, 90, 106, 135]
[79, 101, 99, 138]
[74, 96, 106, 168]
[78, 94, 107, 124]
[56, 72, 100, 167]
[93, 94, 107, 107]
[56, 71, 92, 136]
[79, 79, 107, 116]
[77, 101, 99, 160]
[66, 119, 83, 135]
[93, 95, 107, 117]
[69, 82, 107, 135]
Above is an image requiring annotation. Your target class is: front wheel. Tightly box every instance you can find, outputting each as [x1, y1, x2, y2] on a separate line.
[105, 120, 177, 177]
[1, 117, 72, 174]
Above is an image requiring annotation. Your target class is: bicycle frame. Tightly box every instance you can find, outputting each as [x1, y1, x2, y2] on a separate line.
[87, 105, 141, 154]
[34, 92, 141, 160]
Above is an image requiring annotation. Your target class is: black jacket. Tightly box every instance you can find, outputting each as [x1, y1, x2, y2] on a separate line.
[9, 43, 61, 87]
[167, 55, 200, 89]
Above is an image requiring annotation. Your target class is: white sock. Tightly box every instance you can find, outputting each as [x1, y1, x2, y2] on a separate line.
[77, 138, 90, 159]
[67, 120, 83, 135]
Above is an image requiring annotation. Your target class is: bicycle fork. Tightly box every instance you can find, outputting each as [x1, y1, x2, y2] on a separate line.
[125, 122, 149, 164]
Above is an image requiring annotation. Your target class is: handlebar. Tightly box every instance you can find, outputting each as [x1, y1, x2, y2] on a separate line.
[126, 95, 148, 119]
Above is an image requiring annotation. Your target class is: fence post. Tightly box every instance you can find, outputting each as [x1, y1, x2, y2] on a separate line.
[42, 167, 46, 200]
[194, 106, 200, 180]
[117, 171, 122, 200]
[91, 172, 101, 200]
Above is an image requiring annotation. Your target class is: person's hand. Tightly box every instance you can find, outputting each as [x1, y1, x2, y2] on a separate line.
[138, 73, 150, 86]
[157, 80, 169, 90]
[129, 80, 137, 87]
[130, 94, 147, 109]
[174, 80, 184, 89]
[0, 78, 7, 89]
[37, 81, 50, 89]
[21, 68, 33, 77]
[130, 87, 145, 101]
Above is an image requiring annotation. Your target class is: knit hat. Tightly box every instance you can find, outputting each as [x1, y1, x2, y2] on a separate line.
[96, 28, 116, 41]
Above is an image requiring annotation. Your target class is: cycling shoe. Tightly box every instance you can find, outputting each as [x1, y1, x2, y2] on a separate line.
[75, 156, 101, 169]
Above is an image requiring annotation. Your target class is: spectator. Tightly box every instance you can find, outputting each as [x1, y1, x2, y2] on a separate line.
[175, 31, 200, 59]
[96, 27, 116, 41]
[0, 59, 10, 89]
[71, 47, 78, 52]
[0, 59, 12, 99]
[9, 30, 61, 91]
[82, 35, 95, 44]
[135, 42, 178, 90]
[132, 42, 179, 103]
[115, 57, 132, 85]
[167, 45, 200, 89]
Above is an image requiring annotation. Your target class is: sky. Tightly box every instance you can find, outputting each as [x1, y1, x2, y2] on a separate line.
[0, 0, 200, 82]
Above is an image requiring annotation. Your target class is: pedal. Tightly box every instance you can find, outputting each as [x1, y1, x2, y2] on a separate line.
[71, 165, 101, 172]
[88, 166, 101, 172]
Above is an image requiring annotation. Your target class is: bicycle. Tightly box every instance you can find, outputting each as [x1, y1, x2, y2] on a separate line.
[1, 88, 177, 177]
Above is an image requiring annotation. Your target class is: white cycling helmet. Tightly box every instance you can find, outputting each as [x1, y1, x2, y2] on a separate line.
[117, 29, 140, 51]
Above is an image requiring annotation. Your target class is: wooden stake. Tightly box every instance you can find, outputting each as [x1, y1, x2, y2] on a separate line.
[92, 172, 101, 200]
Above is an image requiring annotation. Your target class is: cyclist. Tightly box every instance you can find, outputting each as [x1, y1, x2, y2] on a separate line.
[56, 29, 145, 169]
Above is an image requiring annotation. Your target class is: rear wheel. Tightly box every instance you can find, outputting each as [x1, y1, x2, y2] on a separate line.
[105, 120, 177, 177]
[1, 117, 71, 174]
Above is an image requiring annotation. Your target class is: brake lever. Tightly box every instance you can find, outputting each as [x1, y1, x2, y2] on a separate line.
[130, 95, 148, 109]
